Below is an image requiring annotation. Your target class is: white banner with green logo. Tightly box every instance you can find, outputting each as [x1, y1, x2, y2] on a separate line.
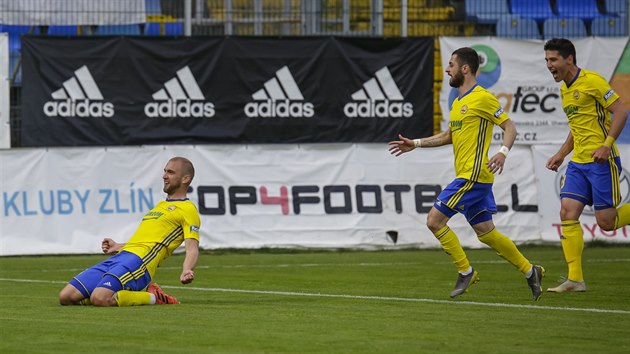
[439, 37, 629, 145]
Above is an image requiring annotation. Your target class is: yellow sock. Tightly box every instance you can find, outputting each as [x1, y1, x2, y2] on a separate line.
[434, 225, 470, 273]
[615, 204, 630, 229]
[561, 220, 584, 282]
[78, 298, 92, 306]
[115, 290, 152, 307]
[478, 228, 531, 274]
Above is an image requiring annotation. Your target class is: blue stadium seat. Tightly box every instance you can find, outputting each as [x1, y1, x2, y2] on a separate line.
[604, 0, 628, 16]
[95, 24, 142, 35]
[510, 0, 555, 22]
[144, 22, 161, 35]
[556, 0, 601, 22]
[543, 18, 588, 39]
[0, 25, 39, 52]
[146, 0, 162, 15]
[496, 17, 541, 39]
[591, 16, 628, 36]
[144, 22, 184, 36]
[465, 0, 511, 24]
[46, 25, 79, 36]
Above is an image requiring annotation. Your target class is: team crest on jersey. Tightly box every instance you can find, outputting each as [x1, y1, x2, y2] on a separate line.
[168, 205, 177, 211]
[460, 105, 468, 114]
[573, 90, 580, 100]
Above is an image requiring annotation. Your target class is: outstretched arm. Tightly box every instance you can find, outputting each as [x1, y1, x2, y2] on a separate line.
[101, 238, 124, 254]
[388, 129, 452, 157]
[180, 238, 199, 284]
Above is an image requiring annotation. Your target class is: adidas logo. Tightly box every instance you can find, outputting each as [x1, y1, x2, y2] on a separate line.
[103, 281, 112, 287]
[43, 65, 115, 118]
[144, 66, 215, 118]
[244, 66, 314, 118]
[343, 67, 413, 118]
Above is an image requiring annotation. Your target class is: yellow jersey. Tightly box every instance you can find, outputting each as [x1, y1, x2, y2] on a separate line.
[560, 68, 620, 163]
[449, 84, 509, 183]
[121, 199, 200, 277]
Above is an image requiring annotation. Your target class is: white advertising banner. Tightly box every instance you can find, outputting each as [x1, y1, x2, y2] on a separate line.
[0, 0, 145, 25]
[439, 37, 629, 145]
[533, 145, 630, 244]
[0, 144, 542, 255]
[0, 33, 9, 149]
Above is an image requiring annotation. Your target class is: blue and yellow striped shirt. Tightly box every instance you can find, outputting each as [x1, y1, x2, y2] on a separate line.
[561, 68, 620, 163]
[121, 199, 200, 277]
[449, 84, 509, 183]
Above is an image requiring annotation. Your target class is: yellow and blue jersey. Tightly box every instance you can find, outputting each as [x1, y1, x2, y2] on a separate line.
[561, 68, 620, 163]
[121, 198, 200, 277]
[449, 84, 509, 183]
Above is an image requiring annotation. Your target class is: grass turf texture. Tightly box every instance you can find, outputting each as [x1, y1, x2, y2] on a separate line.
[1, 246, 629, 353]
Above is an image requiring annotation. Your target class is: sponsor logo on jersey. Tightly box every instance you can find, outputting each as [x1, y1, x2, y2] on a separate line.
[144, 66, 215, 118]
[449, 120, 463, 132]
[244, 66, 314, 118]
[344, 67, 413, 118]
[43, 65, 115, 118]
[494, 107, 504, 118]
[143, 211, 164, 220]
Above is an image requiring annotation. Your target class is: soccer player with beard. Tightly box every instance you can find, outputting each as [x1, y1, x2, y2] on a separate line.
[544, 38, 629, 293]
[389, 47, 545, 300]
[59, 157, 200, 306]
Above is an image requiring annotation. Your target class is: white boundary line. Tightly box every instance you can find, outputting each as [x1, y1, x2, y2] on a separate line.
[1, 278, 629, 315]
[6, 257, 627, 273]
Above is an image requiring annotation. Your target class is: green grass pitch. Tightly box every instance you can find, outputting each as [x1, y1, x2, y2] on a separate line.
[1, 246, 630, 353]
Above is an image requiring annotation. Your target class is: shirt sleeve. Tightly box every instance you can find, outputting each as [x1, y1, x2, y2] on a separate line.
[181, 203, 201, 241]
[589, 73, 619, 109]
[482, 91, 509, 126]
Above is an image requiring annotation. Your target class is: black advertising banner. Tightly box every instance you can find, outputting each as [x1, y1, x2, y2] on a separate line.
[21, 36, 433, 146]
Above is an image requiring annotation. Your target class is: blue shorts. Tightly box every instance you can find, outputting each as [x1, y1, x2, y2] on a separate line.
[434, 178, 497, 225]
[560, 157, 622, 210]
[69, 251, 151, 298]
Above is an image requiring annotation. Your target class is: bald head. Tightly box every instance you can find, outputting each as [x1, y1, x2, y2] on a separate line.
[169, 157, 195, 184]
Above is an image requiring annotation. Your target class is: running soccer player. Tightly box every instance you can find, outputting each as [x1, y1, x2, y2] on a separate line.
[544, 38, 629, 293]
[389, 47, 545, 300]
[58, 157, 200, 306]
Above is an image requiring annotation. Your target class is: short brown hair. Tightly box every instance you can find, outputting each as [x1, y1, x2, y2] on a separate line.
[452, 47, 480, 74]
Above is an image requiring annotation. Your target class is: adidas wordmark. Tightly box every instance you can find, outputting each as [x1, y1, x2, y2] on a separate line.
[43, 65, 115, 118]
[244, 66, 314, 118]
[144, 66, 215, 118]
[344, 67, 413, 118]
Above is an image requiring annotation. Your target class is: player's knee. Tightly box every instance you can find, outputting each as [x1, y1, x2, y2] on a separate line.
[59, 293, 73, 306]
[90, 292, 116, 307]
[59, 287, 79, 306]
[426, 216, 445, 234]
[559, 207, 572, 220]
[597, 218, 616, 231]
